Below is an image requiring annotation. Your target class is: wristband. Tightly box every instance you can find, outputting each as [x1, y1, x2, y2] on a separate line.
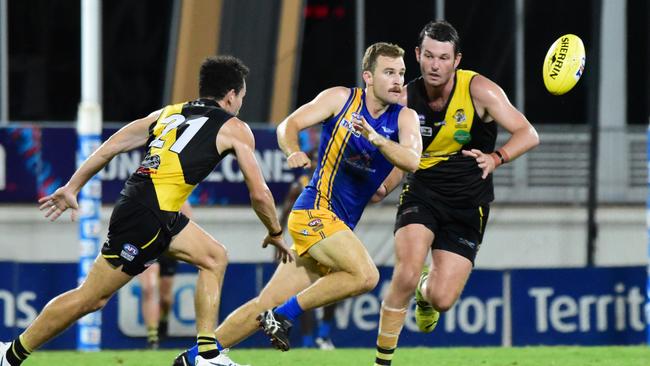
[269, 229, 283, 237]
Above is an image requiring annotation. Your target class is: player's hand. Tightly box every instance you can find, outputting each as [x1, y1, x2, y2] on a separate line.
[350, 113, 379, 141]
[462, 149, 496, 179]
[286, 151, 311, 169]
[262, 234, 295, 263]
[38, 185, 80, 222]
[370, 184, 388, 203]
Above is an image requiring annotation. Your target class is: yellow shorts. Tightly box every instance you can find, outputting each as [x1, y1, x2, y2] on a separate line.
[288, 208, 351, 256]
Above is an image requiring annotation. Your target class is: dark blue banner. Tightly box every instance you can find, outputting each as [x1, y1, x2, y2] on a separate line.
[1, 263, 645, 349]
[510, 267, 646, 345]
[0, 125, 299, 205]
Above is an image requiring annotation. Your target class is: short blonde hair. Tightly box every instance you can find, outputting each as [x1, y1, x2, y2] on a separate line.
[362, 42, 405, 73]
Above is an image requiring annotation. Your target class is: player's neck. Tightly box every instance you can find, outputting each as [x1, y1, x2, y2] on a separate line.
[423, 76, 454, 111]
[364, 88, 390, 119]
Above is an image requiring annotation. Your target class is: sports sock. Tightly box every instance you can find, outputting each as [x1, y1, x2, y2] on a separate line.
[374, 302, 407, 366]
[6, 335, 33, 366]
[196, 332, 219, 359]
[275, 296, 304, 323]
[146, 325, 159, 343]
[302, 334, 315, 348]
[317, 321, 332, 339]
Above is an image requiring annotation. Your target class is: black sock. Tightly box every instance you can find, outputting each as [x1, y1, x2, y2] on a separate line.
[6, 336, 32, 366]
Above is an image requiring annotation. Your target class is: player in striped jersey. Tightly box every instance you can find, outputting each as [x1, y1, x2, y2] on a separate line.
[0, 56, 292, 366]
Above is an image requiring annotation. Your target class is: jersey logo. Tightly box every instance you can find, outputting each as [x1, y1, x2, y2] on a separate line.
[135, 154, 161, 176]
[453, 108, 468, 128]
[340, 118, 361, 138]
[420, 126, 433, 137]
[418, 114, 426, 124]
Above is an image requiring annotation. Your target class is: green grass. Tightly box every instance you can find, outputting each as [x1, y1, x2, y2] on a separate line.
[24, 346, 650, 366]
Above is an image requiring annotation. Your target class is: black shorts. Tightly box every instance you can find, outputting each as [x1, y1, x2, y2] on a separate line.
[101, 195, 189, 276]
[158, 255, 178, 277]
[394, 182, 489, 265]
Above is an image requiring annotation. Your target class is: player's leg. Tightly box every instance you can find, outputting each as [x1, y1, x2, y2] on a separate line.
[172, 253, 320, 366]
[300, 310, 317, 347]
[374, 223, 433, 366]
[418, 204, 487, 312]
[215, 253, 320, 346]
[260, 230, 379, 351]
[258, 209, 379, 351]
[166, 221, 227, 362]
[1, 256, 132, 365]
[298, 230, 379, 310]
[139, 263, 161, 349]
[158, 257, 177, 340]
[315, 303, 337, 350]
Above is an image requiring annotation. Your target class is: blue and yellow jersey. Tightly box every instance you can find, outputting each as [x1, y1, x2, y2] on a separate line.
[293, 88, 403, 229]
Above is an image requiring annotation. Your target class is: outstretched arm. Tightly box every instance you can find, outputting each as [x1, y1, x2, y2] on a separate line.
[38, 110, 160, 221]
[218, 118, 294, 263]
[277, 87, 349, 168]
[463, 75, 539, 179]
[351, 107, 422, 173]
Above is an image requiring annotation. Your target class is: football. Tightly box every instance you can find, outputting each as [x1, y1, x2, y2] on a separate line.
[542, 34, 586, 95]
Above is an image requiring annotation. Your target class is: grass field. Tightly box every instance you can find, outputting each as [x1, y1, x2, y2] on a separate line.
[23, 346, 650, 366]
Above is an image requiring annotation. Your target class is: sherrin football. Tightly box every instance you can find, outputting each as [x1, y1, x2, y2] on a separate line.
[542, 34, 585, 95]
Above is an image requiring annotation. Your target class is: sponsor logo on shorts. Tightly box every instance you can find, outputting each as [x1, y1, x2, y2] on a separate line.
[120, 243, 139, 262]
[308, 218, 325, 232]
[457, 237, 477, 250]
[401, 206, 419, 215]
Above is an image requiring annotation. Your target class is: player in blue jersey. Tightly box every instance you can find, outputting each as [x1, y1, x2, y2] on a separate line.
[172, 42, 421, 365]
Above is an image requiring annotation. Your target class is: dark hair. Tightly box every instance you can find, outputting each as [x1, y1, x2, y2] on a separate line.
[418, 20, 461, 54]
[199, 55, 250, 99]
[362, 42, 405, 73]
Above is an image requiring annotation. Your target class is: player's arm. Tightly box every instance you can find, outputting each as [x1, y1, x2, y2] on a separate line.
[218, 118, 294, 262]
[277, 87, 349, 168]
[370, 167, 405, 203]
[38, 110, 161, 221]
[352, 107, 422, 173]
[463, 75, 540, 179]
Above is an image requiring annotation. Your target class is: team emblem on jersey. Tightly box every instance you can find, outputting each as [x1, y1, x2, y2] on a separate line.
[420, 126, 433, 137]
[453, 109, 466, 123]
[135, 154, 161, 176]
[308, 218, 324, 232]
[453, 109, 468, 128]
[417, 114, 426, 125]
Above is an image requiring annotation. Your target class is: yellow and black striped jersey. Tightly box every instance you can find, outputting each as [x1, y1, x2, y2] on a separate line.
[406, 70, 497, 207]
[121, 98, 233, 212]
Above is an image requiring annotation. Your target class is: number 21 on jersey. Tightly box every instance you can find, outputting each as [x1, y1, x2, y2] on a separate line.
[149, 114, 208, 153]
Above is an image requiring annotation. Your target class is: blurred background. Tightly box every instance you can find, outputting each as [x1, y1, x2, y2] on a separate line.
[0, 0, 648, 351]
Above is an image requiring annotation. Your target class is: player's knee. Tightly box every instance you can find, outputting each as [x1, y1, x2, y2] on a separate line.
[79, 293, 112, 314]
[198, 240, 228, 273]
[427, 292, 456, 313]
[356, 265, 379, 294]
[395, 266, 421, 292]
